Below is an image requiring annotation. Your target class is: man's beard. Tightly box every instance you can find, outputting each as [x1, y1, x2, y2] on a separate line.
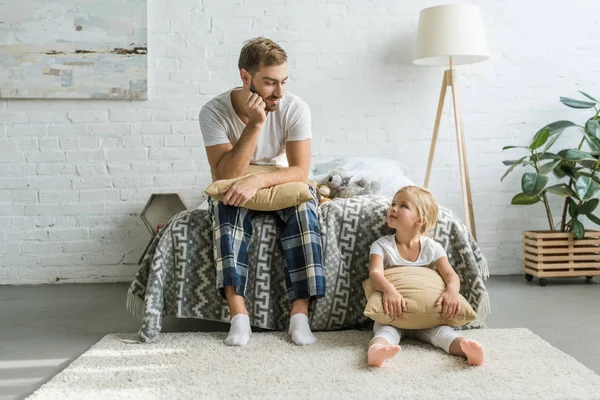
[249, 80, 278, 112]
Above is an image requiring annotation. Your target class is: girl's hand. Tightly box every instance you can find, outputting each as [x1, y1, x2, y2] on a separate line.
[383, 287, 406, 318]
[435, 290, 461, 319]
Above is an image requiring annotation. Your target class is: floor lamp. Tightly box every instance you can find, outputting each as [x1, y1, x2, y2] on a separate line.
[414, 4, 489, 241]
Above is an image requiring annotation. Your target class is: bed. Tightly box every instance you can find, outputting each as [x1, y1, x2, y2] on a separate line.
[126, 194, 490, 342]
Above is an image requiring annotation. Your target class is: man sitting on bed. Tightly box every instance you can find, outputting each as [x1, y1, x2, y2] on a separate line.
[199, 37, 325, 347]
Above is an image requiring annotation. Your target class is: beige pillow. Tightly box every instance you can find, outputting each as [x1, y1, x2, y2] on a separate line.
[363, 266, 476, 329]
[204, 165, 314, 211]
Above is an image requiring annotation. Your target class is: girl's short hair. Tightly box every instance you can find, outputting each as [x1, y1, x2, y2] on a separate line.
[394, 185, 439, 235]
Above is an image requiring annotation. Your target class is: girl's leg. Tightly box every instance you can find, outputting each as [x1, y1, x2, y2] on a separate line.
[368, 322, 402, 367]
[415, 326, 484, 366]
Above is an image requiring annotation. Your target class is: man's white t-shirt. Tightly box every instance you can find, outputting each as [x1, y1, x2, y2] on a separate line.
[199, 88, 311, 167]
[370, 235, 447, 270]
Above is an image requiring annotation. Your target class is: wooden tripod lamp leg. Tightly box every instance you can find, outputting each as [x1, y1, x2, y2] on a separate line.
[448, 70, 477, 241]
[424, 72, 448, 189]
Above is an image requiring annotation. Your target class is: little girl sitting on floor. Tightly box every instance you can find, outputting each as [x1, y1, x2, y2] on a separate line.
[367, 185, 485, 367]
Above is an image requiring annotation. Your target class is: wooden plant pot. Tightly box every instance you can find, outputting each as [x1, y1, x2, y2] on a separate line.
[522, 230, 600, 286]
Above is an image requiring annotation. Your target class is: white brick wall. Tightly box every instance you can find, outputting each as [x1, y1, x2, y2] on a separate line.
[1, 0, 599, 283]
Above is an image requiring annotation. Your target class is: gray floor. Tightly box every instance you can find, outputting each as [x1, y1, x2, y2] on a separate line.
[1, 275, 599, 400]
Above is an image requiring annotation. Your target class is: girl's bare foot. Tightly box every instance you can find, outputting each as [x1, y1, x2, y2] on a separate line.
[460, 339, 484, 366]
[367, 343, 401, 367]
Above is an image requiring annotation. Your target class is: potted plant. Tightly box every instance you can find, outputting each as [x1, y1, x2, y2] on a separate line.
[502, 91, 600, 286]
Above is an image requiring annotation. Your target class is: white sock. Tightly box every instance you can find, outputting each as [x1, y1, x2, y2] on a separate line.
[224, 314, 251, 347]
[288, 313, 317, 346]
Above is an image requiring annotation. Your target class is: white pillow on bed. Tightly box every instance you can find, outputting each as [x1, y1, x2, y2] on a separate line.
[310, 156, 415, 199]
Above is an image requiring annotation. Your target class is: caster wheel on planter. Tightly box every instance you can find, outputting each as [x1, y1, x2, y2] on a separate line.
[525, 274, 533, 282]
[539, 278, 548, 287]
[585, 276, 594, 282]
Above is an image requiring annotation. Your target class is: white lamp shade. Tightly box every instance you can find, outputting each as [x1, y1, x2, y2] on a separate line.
[413, 4, 489, 66]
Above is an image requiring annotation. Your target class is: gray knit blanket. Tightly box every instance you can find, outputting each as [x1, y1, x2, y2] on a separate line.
[127, 195, 490, 342]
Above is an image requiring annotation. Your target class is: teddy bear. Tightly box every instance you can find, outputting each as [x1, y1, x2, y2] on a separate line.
[315, 169, 380, 205]
[308, 179, 334, 206]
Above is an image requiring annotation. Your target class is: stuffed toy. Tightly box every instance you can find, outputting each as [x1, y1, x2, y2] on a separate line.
[338, 176, 381, 198]
[317, 169, 380, 204]
[308, 179, 334, 206]
[307, 180, 324, 204]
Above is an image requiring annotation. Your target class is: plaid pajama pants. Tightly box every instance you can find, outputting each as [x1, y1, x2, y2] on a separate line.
[207, 185, 326, 303]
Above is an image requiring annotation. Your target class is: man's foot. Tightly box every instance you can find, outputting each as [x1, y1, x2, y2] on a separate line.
[367, 343, 401, 367]
[224, 314, 251, 347]
[288, 313, 317, 345]
[460, 339, 484, 366]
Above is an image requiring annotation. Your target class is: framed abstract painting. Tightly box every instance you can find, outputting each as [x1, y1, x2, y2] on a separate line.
[0, 0, 148, 100]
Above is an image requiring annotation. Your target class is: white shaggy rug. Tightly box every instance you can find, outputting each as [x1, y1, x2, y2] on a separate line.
[28, 328, 600, 400]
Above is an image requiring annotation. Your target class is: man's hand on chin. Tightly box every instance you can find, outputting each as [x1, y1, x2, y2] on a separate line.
[220, 175, 264, 208]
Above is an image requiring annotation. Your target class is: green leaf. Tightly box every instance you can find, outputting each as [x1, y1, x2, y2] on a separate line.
[546, 184, 574, 197]
[578, 171, 596, 177]
[579, 198, 600, 215]
[560, 97, 597, 109]
[558, 149, 596, 161]
[582, 130, 600, 153]
[575, 176, 600, 200]
[530, 128, 550, 150]
[511, 193, 541, 205]
[568, 198, 579, 218]
[588, 213, 600, 226]
[522, 172, 549, 196]
[554, 165, 567, 178]
[571, 219, 585, 239]
[577, 159, 598, 169]
[543, 120, 579, 135]
[502, 157, 527, 166]
[501, 157, 529, 181]
[540, 132, 562, 154]
[578, 91, 598, 103]
[540, 160, 561, 175]
[586, 119, 600, 139]
[575, 170, 589, 180]
[539, 121, 579, 156]
[539, 152, 561, 160]
[571, 167, 583, 178]
[559, 165, 582, 180]
[503, 145, 531, 151]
